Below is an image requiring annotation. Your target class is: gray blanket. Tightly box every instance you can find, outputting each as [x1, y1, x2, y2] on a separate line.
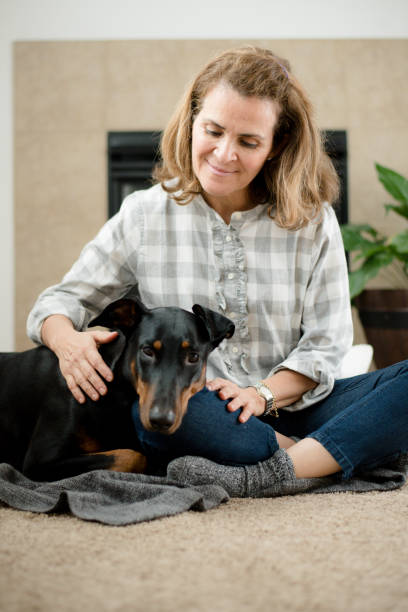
[0, 454, 406, 525]
[302, 453, 408, 495]
[0, 464, 228, 525]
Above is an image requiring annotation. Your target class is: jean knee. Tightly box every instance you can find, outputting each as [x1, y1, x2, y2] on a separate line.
[132, 387, 279, 466]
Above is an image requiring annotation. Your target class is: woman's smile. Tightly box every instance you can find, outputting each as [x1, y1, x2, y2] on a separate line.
[206, 159, 238, 176]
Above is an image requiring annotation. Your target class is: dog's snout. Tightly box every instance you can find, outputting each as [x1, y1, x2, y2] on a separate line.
[149, 406, 175, 431]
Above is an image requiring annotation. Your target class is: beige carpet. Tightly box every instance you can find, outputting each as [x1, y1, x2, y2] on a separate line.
[1, 486, 407, 612]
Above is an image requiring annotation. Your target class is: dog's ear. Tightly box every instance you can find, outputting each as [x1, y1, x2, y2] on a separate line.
[192, 305, 235, 349]
[98, 331, 127, 370]
[88, 298, 149, 333]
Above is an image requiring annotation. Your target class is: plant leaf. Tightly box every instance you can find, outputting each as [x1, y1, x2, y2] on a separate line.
[384, 203, 408, 220]
[390, 230, 408, 255]
[340, 225, 379, 251]
[357, 242, 389, 259]
[375, 163, 408, 205]
[348, 251, 394, 299]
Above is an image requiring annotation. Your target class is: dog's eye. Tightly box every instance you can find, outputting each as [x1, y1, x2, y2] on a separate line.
[187, 352, 199, 364]
[142, 347, 154, 358]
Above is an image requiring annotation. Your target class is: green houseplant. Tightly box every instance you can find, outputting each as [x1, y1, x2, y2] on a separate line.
[341, 163, 408, 368]
[341, 163, 408, 300]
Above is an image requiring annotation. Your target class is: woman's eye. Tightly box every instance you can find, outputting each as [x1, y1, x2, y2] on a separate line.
[205, 128, 222, 137]
[142, 347, 154, 358]
[241, 140, 258, 149]
[187, 352, 199, 364]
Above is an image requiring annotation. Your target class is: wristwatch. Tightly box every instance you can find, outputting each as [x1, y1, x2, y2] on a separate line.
[251, 382, 279, 417]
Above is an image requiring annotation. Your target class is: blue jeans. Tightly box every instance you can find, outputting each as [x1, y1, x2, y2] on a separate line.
[132, 359, 408, 478]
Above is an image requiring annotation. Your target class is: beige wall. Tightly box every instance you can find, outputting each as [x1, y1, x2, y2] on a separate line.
[14, 39, 408, 349]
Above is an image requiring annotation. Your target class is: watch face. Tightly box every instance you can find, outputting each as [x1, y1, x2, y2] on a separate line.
[259, 384, 273, 401]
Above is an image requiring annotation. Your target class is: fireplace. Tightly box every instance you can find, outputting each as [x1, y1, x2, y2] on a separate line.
[108, 130, 348, 224]
[108, 131, 161, 218]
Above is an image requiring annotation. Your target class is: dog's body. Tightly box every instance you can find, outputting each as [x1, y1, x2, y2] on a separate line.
[0, 299, 234, 481]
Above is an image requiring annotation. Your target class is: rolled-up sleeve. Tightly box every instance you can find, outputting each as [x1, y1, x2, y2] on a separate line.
[268, 206, 353, 410]
[27, 195, 143, 344]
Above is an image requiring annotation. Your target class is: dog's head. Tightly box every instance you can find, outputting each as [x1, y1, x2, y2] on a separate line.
[89, 298, 235, 434]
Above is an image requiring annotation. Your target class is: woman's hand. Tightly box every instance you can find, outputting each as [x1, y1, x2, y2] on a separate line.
[206, 378, 265, 423]
[55, 329, 118, 403]
[41, 315, 118, 403]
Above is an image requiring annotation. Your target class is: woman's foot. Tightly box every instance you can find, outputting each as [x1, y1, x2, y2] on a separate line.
[167, 449, 296, 497]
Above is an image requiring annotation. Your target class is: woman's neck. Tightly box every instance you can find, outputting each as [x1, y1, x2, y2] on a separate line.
[202, 191, 255, 224]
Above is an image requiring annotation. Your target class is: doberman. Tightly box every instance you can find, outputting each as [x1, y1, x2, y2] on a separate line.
[0, 298, 234, 481]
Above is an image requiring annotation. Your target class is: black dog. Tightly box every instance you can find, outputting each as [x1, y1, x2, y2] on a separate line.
[0, 298, 234, 481]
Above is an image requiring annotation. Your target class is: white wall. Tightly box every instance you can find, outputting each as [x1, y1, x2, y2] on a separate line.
[1, 0, 407, 350]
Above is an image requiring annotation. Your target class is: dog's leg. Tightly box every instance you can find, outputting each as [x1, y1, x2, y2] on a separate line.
[86, 449, 147, 473]
[23, 413, 146, 480]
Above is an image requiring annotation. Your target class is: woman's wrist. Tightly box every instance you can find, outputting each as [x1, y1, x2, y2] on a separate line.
[41, 314, 76, 352]
[258, 369, 317, 409]
[249, 382, 278, 417]
[246, 385, 267, 416]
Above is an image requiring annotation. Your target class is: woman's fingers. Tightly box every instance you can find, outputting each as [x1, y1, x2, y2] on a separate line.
[88, 330, 117, 381]
[91, 354, 114, 384]
[77, 360, 108, 399]
[207, 378, 238, 399]
[237, 405, 254, 424]
[207, 378, 265, 422]
[206, 377, 228, 392]
[65, 373, 86, 404]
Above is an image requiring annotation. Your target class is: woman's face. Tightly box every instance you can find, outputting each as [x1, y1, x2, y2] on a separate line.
[191, 82, 280, 214]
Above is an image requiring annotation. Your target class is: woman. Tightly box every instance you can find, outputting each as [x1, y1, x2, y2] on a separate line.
[27, 47, 408, 495]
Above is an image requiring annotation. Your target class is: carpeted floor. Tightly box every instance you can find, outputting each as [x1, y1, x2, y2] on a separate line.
[1, 485, 407, 612]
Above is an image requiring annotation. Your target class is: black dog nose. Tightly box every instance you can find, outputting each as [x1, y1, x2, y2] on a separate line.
[149, 406, 175, 431]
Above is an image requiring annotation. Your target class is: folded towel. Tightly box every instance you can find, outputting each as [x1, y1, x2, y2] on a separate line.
[0, 464, 228, 526]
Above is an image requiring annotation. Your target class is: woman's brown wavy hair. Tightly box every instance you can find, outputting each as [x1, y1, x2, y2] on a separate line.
[154, 46, 339, 229]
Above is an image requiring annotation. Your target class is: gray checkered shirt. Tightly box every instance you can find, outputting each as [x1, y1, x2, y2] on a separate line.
[27, 183, 353, 411]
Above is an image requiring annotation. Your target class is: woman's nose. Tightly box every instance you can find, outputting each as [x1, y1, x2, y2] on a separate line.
[214, 137, 238, 162]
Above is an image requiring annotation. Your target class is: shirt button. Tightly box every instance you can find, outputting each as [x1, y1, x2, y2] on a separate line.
[232, 346, 239, 354]
[228, 273, 235, 280]
[235, 212, 242, 220]
[226, 235, 232, 242]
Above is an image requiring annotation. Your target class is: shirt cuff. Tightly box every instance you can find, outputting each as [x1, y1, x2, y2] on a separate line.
[267, 357, 335, 412]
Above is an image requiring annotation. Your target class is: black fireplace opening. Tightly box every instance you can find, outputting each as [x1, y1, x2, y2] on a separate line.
[108, 131, 161, 218]
[108, 130, 348, 225]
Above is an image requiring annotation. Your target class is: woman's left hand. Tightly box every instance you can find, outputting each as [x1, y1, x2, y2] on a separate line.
[206, 378, 265, 423]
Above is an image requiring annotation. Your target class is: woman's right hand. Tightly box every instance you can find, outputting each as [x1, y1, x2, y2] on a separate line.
[41, 315, 118, 403]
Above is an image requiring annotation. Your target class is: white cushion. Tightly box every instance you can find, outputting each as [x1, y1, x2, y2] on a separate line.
[339, 344, 374, 378]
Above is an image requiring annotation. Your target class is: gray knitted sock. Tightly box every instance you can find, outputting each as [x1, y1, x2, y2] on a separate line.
[167, 449, 332, 498]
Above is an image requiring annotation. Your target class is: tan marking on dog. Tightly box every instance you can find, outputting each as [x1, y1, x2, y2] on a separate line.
[130, 358, 137, 380]
[181, 340, 190, 349]
[153, 340, 162, 350]
[88, 449, 147, 473]
[77, 428, 102, 453]
[129, 363, 156, 430]
[167, 365, 207, 434]
[112, 301, 138, 328]
[133, 375, 156, 431]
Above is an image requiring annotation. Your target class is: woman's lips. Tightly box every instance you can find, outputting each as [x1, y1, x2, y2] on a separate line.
[206, 160, 237, 176]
